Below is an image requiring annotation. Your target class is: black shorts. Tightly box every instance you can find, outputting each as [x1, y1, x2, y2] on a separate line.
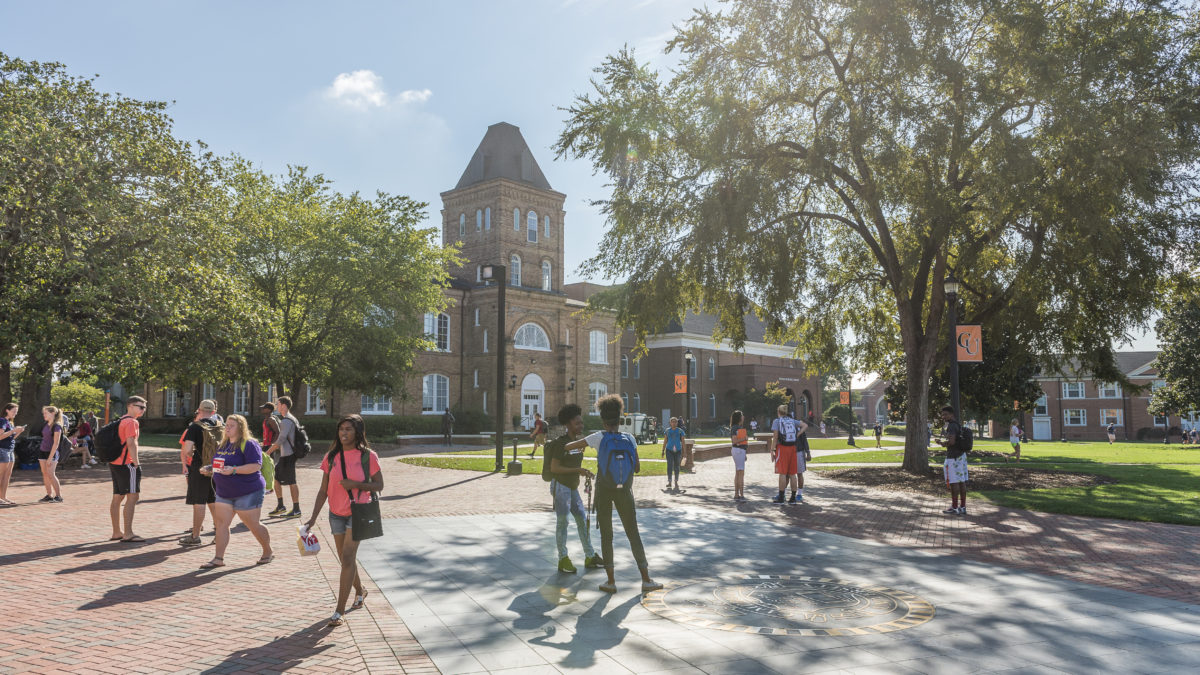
[38, 448, 60, 462]
[185, 468, 215, 505]
[110, 463, 142, 495]
[275, 454, 297, 485]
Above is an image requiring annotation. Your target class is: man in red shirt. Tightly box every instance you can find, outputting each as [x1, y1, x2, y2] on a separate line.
[110, 396, 146, 542]
[528, 412, 547, 458]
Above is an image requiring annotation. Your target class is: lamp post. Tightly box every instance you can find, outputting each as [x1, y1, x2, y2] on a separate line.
[683, 348, 694, 435]
[944, 272, 961, 420]
[481, 263, 506, 472]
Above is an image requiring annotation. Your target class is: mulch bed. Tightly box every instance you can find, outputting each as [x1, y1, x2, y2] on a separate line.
[822, 466, 1117, 497]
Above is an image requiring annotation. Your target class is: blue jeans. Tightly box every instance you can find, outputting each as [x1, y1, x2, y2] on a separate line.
[665, 450, 682, 483]
[551, 480, 595, 560]
[215, 490, 264, 511]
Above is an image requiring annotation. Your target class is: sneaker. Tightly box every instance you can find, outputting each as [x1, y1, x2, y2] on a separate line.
[641, 580, 664, 593]
[795, 493, 804, 503]
[772, 493, 785, 504]
[89, 458, 98, 465]
[39, 495, 54, 503]
[52, 496, 63, 503]
[285, 507, 302, 519]
[268, 505, 287, 517]
[942, 507, 959, 514]
[584, 555, 605, 570]
[958, 506, 967, 515]
[80, 463, 90, 469]
[558, 556, 577, 574]
[599, 581, 617, 594]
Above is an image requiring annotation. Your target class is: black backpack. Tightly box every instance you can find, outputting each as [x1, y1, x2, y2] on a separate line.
[288, 415, 312, 459]
[958, 426, 974, 453]
[93, 416, 131, 463]
[542, 435, 567, 482]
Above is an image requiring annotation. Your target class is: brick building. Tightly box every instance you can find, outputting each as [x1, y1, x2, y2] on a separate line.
[136, 122, 819, 430]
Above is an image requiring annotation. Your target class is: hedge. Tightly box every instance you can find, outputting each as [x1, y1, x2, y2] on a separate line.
[883, 425, 907, 436]
[141, 412, 493, 441]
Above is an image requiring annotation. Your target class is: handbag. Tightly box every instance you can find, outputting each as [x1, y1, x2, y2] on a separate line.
[339, 449, 382, 541]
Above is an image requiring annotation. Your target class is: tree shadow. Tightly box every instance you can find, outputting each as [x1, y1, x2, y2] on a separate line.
[199, 619, 335, 674]
[379, 471, 490, 501]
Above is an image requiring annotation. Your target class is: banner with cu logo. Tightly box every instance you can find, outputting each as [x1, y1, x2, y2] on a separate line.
[956, 325, 982, 362]
[674, 374, 687, 394]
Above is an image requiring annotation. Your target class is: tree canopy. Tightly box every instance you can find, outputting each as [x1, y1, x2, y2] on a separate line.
[558, 0, 1200, 471]
[1150, 285, 1200, 416]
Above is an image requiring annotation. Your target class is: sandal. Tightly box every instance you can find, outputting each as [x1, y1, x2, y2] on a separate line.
[255, 553, 275, 565]
[351, 590, 368, 610]
[121, 535, 146, 543]
[199, 558, 225, 569]
[327, 612, 344, 627]
[178, 535, 203, 547]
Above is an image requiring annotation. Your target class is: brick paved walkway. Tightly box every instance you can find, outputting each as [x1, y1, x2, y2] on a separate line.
[2, 442, 1198, 673]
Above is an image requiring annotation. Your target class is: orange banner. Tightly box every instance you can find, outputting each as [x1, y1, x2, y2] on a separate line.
[674, 374, 687, 394]
[956, 325, 982, 362]
[839, 391, 850, 405]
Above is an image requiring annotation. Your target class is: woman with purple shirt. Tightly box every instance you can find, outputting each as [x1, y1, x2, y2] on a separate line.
[198, 414, 273, 569]
[38, 406, 65, 503]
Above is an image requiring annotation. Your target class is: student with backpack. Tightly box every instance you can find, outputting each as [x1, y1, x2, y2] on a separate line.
[564, 394, 662, 594]
[873, 423, 883, 448]
[528, 412, 547, 458]
[729, 410, 749, 501]
[660, 417, 685, 490]
[937, 406, 971, 515]
[770, 405, 810, 504]
[1106, 422, 1117, 445]
[178, 400, 220, 546]
[266, 396, 304, 519]
[99, 395, 147, 541]
[543, 403, 603, 574]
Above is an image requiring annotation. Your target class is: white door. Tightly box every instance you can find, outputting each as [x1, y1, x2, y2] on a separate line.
[1032, 418, 1052, 440]
[520, 374, 544, 429]
[662, 408, 672, 428]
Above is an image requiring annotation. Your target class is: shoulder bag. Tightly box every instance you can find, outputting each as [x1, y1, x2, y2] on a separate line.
[339, 449, 383, 541]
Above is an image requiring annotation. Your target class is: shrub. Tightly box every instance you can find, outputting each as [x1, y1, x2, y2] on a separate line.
[883, 425, 906, 436]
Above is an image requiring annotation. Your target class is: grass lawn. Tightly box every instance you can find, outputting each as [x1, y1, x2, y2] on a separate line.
[445, 436, 903, 458]
[399, 456, 669, 476]
[811, 440, 1200, 465]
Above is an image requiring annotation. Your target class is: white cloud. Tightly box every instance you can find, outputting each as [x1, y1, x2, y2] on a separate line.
[325, 70, 432, 109]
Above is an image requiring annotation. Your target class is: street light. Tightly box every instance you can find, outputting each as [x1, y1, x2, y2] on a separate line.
[683, 348, 694, 435]
[481, 263, 507, 472]
[944, 271, 960, 421]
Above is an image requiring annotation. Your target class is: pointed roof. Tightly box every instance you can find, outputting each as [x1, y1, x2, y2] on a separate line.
[455, 122, 552, 191]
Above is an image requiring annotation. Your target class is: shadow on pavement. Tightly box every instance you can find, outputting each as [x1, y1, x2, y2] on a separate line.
[78, 566, 242, 610]
[200, 619, 335, 674]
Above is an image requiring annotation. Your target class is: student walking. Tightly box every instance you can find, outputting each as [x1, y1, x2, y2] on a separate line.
[661, 417, 685, 490]
[1009, 419, 1022, 462]
[304, 414, 384, 627]
[873, 422, 883, 448]
[260, 402, 280, 494]
[266, 396, 302, 519]
[819, 420, 826, 438]
[528, 412, 547, 458]
[1106, 422, 1117, 445]
[565, 394, 662, 594]
[110, 396, 147, 541]
[198, 414, 273, 568]
[770, 405, 809, 504]
[937, 406, 969, 515]
[179, 400, 220, 546]
[545, 403, 603, 573]
[729, 410, 748, 501]
[0, 404, 26, 505]
[441, 409, 455, 447]
[38, 406, 65, 503]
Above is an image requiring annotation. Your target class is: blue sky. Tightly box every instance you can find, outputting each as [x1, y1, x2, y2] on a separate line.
[0, 0, 694, 282]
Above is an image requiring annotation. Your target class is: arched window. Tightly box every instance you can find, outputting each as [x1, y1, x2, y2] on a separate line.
[422, 374, 449, 414]
[484, 207, 491, 230]
[544, 214, 551, 238]
[541, 261, 552, 291]
[689, 393, 697, 418]
[588, 382, 608, 415]
[510, 254, 521, 286]
[589, 330, 608, 364]
[688, 358, 697, 378]
[514, 323, 551, 351]
[423, 312, 450, 352]
[709, 393, 716, 418]
[513, 208, 521, 231]
[632, 393, 641, 412]
[475, 209, 482, 231]
[527, 210, 538, 243]
[622, 392, 629, 411]
[621, 354, 629, 378]
[458, 213, 465, 238]
[708, 356, 716, 380]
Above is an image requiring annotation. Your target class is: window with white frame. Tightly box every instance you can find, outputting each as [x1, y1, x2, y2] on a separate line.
[527, 210, 538, 243]
[307, 387, 325, 414]
[1034, 394, 1048, 416]
[1099, 382, 1121, 398]
[688, 358, 697, 378]
[541, 261, 551, 291]
[473, 369, 479, 388]
[1154, 414, 1167, 426]
[361, 395, 392, 415]
[544, 214, 551, 238]
[587, 382, 607, 415]
[589, 330, 608, 364]
[476, 265, 482, 283]
[514, 322, 551, 351]
[164, 388, 179, 417]
[621, 392, 629, 411]
[633, 359, 640, 379]
[709, 393, 716, 418]
[632, 393, 640, 412]
[421, 375, 449, 414]
[424, 312, 450, 352]
[484, 206, 491, 230]
[482, 390, 488, 414]
[474, 308, 479, 326]
[475, 209, 482, 231]
[1062, 381, 1085, 398]
[689, 393, 697, 418]
[1064, 409, 1086, 426]
[621, 354, 629, 378]
[266, 383, 277, 403]
[708, 357, 716, 380]
[483, 329, 488, 353]
[510, 254, 521, 286]
[458, 213, 465, 239]
[565, 328, 570, 346]
[1100, 409, 1123, 426]
[233, 381, 250, 413]
[202, 382, 215, 401]
[513, 208, 521, 231]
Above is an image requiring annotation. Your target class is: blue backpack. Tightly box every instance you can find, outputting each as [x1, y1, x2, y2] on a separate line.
[597, 431, 638, 490]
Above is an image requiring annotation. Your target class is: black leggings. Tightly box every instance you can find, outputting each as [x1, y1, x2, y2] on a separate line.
[595, 484, 648, 570]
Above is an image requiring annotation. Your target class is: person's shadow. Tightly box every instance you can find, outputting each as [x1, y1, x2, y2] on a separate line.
[200, 619, 335, 674]
[527, 593, 640, 668]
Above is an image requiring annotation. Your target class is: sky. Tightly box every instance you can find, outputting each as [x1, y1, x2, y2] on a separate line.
[1, 0, 1158, 356]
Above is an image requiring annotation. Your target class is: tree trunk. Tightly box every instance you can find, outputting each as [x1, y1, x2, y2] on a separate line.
[0, 361, 10, 406]
[16, 357, 51, 428]
[901, 356, 932, 474]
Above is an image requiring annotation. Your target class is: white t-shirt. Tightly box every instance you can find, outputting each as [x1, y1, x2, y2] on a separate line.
[1009, 425, 1020, 442]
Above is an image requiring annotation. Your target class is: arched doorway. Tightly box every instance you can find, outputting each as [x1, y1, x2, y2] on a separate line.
[520, 373, 545, 429]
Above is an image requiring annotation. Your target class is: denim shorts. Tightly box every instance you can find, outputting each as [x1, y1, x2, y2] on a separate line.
[329, 512, 352, 535]
[0, 448, 13, 463]
[215, 490, 265, 511]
